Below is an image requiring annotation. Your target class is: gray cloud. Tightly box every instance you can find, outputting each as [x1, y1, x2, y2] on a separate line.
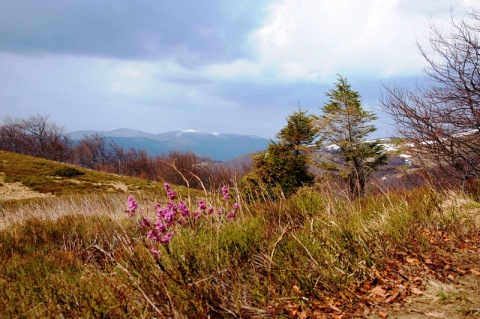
[1, 0, 472, 140]
[0, 0, 269, 64]
[212, 80, 326, 108]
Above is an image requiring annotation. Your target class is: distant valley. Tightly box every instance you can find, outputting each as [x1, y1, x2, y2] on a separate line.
[69, 128, 270, 162]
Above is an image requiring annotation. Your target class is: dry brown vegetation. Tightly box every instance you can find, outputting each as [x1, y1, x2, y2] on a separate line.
[1, 151, 479, 318]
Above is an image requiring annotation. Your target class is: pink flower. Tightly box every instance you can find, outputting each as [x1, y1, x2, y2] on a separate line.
[141, 217, 152, 228]
[227, 210, 236, 220]
[151, 247, 161, 255]
[160, 232, 174, 244]
[164, 183, 176, 200]
[193, 211, 202, 219]
[157, 203, 177, 226]
[178, 201, 190, 218]
[126, 195, 138, 217]
[198, 200, 206, 211]
[227, 203, 239, 220]
[154, 221, 167, 232]
[221, 186, 231, 200]
[147, 229, 159, 241]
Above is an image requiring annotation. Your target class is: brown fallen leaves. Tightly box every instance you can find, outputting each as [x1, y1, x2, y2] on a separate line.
[470, 268, 480, 276]
[277, 227, 479, 318]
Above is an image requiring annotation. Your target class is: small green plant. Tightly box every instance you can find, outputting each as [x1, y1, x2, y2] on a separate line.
[436, 289, 450, 302]
[434, 284, 464, 304]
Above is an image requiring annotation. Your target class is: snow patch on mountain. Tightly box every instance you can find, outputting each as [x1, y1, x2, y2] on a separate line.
[176, 129, 220, 137]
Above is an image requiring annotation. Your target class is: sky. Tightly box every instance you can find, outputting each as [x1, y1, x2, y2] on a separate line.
[0, 0, 478, 139]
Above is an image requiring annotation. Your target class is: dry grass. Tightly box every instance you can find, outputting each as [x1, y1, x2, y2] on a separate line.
[0, 173, 54, 201]
[1, 193, 127, 230]
[1, 151, 480, 318]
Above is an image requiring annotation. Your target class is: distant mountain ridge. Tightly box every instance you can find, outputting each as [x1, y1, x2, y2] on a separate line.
[69, 128, 270, 162]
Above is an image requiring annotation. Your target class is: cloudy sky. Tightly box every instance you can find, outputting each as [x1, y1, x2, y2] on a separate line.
[0, 0, 477, 139]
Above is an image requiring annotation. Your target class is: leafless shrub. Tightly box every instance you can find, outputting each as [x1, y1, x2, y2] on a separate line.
[380, 8, 480, 187]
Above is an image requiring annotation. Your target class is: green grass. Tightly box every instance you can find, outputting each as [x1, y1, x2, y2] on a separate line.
[0, 150, 195, 200]
[0, 151, 479, 317]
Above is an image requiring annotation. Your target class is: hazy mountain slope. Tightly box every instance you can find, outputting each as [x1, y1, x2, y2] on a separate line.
[69, 129, 270, 161]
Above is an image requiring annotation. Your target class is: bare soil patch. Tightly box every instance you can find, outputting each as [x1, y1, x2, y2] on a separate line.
[0, 173, 54, 200]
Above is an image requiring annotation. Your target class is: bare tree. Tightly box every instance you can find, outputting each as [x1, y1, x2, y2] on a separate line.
[380, 8, 480, 184]
[109, 141, 126, 174]
[73, 133, 110, 169]
[123, 148, 158, 180]
[155, 150, 207, 188]
[0, 116, 27, 153]
[0, 114, 71, 161]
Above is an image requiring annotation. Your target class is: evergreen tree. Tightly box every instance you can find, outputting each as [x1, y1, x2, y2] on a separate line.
[241, 107, 317, 199]
[317, 76, 387, 197]
[277, 106, 318, 156]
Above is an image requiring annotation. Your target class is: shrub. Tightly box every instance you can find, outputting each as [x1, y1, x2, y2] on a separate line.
[53, 167, 84, 177]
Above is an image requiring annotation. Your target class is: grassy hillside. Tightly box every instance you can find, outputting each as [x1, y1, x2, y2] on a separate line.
[0, 150, 205, 206]
[0, 151, 479, 318]
[0, 150, 169, 198]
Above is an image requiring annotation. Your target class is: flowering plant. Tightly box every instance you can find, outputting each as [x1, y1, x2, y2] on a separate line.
[125, 194, 137, 218]
[127, 184, 240, 254]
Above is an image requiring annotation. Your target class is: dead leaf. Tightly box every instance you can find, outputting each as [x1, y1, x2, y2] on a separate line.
[456, 268, 467, 275]
[406, 257, 420, 265]
[370, 286, 387, 297]
[378, 311, 389, 318]
[293, 285, 302, 295]
[363, 307, 370, 316]
[411, 287, 423, 295]
[313, 310, 328, 319]
[374, 269, 386, 283]
[339, 290, 350, 302]
[297, 310, 308, 319]
[470, 268, 480, 276]
[284, 302, 300, 317]
[385, 291, 400, 303]
[328, 303, 341, 313]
